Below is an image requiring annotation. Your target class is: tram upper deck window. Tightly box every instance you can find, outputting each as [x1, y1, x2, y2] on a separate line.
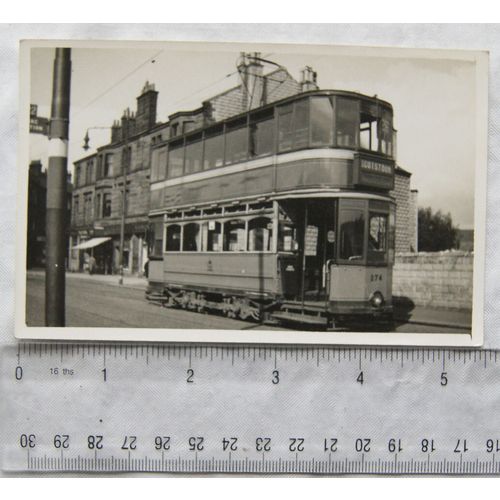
[379, 109, 394, 156]
[278, 100, 310, 152]
[183, 222, 201, 251]
[367, 213, 388, 264]
[360, 101, 380, 152]
[336, 98, 358, 148]
[168, 140, 184, 178]
[293, 99, 310, 148]
[185, 134, 203, 175]
[311, 96, 334, 146]
[225, 119, 248, 165]
[248, 217, 273, 252]
[223, 219, 246, 251]
[250, 109, 275, 158]
[278, 104, 293, 151]
[203, 126, 224, 170]
[338, 207, 365, 263]
[165, 224, 181, 252]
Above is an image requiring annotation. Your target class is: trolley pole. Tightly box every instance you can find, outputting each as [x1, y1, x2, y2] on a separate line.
[45, 48, 71, 326]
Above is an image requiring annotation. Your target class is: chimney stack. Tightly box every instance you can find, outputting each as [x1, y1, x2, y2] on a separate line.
[121, 107, 136, 139]
[136, 81, 158, 133]
[111, 120, 122, 143]
[300, 66, 319, 92]
[238, 52, 265, 111]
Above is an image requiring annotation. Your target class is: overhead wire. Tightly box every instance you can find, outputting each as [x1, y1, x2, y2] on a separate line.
[74, 49, 164, 117]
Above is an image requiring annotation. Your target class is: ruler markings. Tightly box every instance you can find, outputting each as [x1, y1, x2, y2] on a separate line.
[3, 344, 500, 474]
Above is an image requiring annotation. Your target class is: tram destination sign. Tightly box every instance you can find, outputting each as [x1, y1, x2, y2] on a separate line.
[353, 154, 395, 190]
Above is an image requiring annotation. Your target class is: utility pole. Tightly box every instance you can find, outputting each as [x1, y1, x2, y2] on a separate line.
[118, 131, 129, 286]
[45, 48, 71, 326]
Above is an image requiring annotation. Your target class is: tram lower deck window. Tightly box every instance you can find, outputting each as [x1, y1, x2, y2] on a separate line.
[183, 223, 201, 251]
[248, 217, 273, 251]
[339, 209, 365, 262]
[165, 224, 181, 251]
[224, 219, 246, 251]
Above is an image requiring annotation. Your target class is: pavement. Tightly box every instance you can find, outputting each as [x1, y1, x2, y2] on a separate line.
[26, 269, 472, 330]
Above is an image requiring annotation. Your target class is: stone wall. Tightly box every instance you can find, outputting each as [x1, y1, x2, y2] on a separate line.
[393, 251, 474, 310]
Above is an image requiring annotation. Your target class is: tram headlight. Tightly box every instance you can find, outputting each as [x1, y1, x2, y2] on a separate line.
[370, 291, 384, 308]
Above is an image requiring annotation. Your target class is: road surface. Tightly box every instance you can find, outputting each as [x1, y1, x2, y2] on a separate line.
[25, 274, 469, 334]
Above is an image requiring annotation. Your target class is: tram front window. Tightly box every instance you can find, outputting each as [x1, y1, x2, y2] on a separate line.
[368, 213, 388, 264]
[311, 96, 334, 146]
[339, 209, 365, 262]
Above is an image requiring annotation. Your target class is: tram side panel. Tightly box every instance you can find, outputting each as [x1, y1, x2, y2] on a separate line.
[159, 252, 280, 298]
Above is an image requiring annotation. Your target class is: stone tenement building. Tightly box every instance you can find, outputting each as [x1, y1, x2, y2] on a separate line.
[70, 54, 418, 275]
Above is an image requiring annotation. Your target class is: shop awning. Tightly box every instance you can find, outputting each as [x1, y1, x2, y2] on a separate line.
[72, 237, 111, 250]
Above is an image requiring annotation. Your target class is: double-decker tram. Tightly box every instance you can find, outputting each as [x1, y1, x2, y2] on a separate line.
[146, 90, 397, 329]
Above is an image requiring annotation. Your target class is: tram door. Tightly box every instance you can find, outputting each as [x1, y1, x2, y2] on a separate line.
[300, 200, 336, 302]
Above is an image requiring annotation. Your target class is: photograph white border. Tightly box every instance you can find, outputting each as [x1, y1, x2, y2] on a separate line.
[15, 39, 488, 347]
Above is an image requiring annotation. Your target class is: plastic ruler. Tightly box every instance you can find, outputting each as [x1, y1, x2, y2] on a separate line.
[1, 343, 500, 475]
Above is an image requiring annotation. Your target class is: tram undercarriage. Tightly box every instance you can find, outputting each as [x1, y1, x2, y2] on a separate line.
[145, 285, 393, 331]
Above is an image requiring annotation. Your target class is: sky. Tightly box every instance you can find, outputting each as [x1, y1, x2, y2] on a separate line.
[29, 44, 478, 228]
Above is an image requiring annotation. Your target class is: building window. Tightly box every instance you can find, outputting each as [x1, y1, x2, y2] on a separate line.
[151, 146, 168, 182]
[95, 193, 101, 219]
[84, 193, 93, 223]
[311, 96, 334, 146]
[223, 219, 246, 251]
[249, 109, 275, 158]
[102, 193, 111, 218]
[86, 159, 94, 185]
[75, 166, 81, 187]
[184, 134, 203, 175]
[336, 98, 358, 148]
[167, 140, 184, 178]
[183, 222, 201, 251]
[224, 119, 248, 165]
[248, 216, 273, 251]
[203, 126, 224, 170]
[165, 224, 181, 251]
[73, 196, 79, 222]
[97, 155, 103, 179]
[104, 154, 113, 177]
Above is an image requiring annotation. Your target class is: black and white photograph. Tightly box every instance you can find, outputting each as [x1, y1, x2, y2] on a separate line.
[16, 40, 487, 345]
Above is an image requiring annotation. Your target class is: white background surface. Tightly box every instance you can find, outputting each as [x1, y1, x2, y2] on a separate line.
[1, 23, 498, 347]
[0, 10, 498, 497]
